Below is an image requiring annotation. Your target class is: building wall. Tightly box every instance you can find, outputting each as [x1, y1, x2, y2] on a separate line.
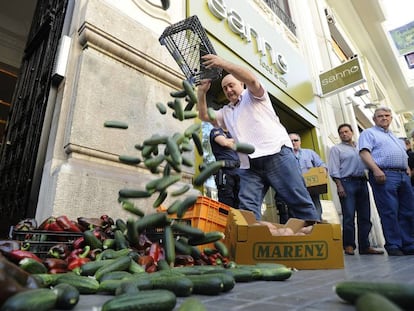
[36, 0, 199, 222]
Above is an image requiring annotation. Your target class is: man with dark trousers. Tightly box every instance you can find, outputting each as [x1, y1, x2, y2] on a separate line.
[359, 107, 414, 256]
[210, 127, 240, 208]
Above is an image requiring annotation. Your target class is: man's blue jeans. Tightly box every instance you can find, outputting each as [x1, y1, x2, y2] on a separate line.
[238, 146, 318, 220]
[368, 170, 414, 252]
[339, 178, 372, 250]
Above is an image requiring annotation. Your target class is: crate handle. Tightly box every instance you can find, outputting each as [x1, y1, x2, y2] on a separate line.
[219, 207, 229, 216]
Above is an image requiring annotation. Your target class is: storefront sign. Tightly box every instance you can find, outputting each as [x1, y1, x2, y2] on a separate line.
[206, 0, 288, 86]
[318, 57, 365, 97]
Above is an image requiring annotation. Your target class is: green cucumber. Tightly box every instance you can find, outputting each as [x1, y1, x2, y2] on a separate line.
[171, 184, 191, 196]
[176, 195, 198, 218]
[99, 271, 133, 282]
[101, 289, 177, 311]
[118, 188, 152, 198]
[181, 155, 194, 167]
[171, 222, 204, 238]
[177, 297, 207, 311]
[183, 80, 197, 103]
[193, 161, 225, 187]
[104, 120, 128, 129]
[167, 199, 181, 214]
[166, 137, 182, 166]
[126, 218, 140, 246]
[151, 276, 193, 297]
[173, 99, 184, 121]
[214, 241, 229, 257]
[182, 111, 198, 119]
[143, 134, 169, 146]
[18, 257, 47, 274]
[334, 281, 414, 309]
[31, 273, 62, 287]
[98, 277, 152, 294]
[118, 155, 141, 165]
[114, 230, 130, 250]
[53, 283, 80, 310]
[83, 229, 103, 250]
[153, 190, 168, 208]
[174, 238, 193, 255]
[180, 142, 193, 152]
[115, 218, 127, 233]
[80, 259, 115, 276]
[155, 174, 181, 192]
[0, 288, 57, 311]
[191, 132, 203, 155]
[356, 292, 402, 311]
[141, 144, 158, 158]
[233, 142, 255, 154]
[165, 155, 182, 173]
[114, 280, 140, 296]
[186, 274, 224, 295]
[170, 89, 187, 98]
[184, 123, 201, 138]
[55, 274, 100, 294]
[136, 212, 171, 233]
[144, 154, 166, 170]
[224, 268, 255, 282]
[156, 102, 167, 114]
[122, 201, 144, 217]
[188, 231, 225, 246]
[207, 107, 216, 121]
[260, 266, 292, 281]
[164, 225, 176, 266]
[94, 256, 132, 281]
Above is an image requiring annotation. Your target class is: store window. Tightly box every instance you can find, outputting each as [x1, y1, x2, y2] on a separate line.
[263, 0, 296, 35]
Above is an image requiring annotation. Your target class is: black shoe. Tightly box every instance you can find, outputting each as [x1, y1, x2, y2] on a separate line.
[387, 249, 404, 256]
[359, 247, 384, 255]
[403, 249, 414, 255]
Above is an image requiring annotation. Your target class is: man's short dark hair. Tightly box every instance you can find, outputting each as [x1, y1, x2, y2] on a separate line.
[337, 123, 353, 133]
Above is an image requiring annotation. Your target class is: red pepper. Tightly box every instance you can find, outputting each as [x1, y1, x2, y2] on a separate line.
[47, 244, 70, 259]
[149, 242, 162, 263]
[56, 215, 82, 232]
[48, 220, 64, 232]
[7, 250, 43, 263]
[72, 237, 85, 250]
[38, 216, 57, 230]
[43, 258, 68, 271]
[66, 246, 90, 264]
[67, 257, 90, 271]
[48, 268, 69, 274]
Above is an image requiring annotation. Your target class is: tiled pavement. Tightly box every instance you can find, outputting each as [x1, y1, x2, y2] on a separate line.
[70, 253, 414, 310]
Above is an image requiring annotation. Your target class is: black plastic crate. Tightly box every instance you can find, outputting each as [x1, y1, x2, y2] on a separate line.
[159, 15, 222, 85]
[10, 227, 83, 258]
[144, 219, 191, 243]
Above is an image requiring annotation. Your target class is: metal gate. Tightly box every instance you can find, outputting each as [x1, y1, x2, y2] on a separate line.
[0, 0, 69, 234]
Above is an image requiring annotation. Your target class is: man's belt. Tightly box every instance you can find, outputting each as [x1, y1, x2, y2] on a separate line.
[223, 160, 240, 168]
[380, 167, 406, 172]
[342, 176, 366, 181]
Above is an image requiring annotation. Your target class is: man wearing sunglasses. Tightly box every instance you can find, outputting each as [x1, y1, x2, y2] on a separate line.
[289, 133, 327, 221]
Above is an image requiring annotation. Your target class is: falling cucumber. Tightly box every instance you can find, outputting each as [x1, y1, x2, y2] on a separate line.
[104, 120, 128, 129]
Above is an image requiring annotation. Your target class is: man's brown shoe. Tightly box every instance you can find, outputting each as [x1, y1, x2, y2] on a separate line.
[344, 246, 354, 255]
[359, 247, 384, 255]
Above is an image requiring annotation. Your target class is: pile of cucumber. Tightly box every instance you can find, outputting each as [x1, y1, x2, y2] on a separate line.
[334, 280, 414, 311]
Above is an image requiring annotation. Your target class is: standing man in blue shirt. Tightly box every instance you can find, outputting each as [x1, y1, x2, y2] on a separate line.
[328, 124, 384, 256]
[210, 127, 240, 208]
[289, 133, 326, 221]
[359, 107, 414, 256]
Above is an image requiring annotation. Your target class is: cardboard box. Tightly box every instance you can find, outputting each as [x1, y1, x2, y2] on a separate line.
[224, 208, 344, 269]
[303, 167, 328, 194]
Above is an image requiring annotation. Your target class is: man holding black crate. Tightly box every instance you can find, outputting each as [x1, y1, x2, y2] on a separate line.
[196, 54, 318, 222]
